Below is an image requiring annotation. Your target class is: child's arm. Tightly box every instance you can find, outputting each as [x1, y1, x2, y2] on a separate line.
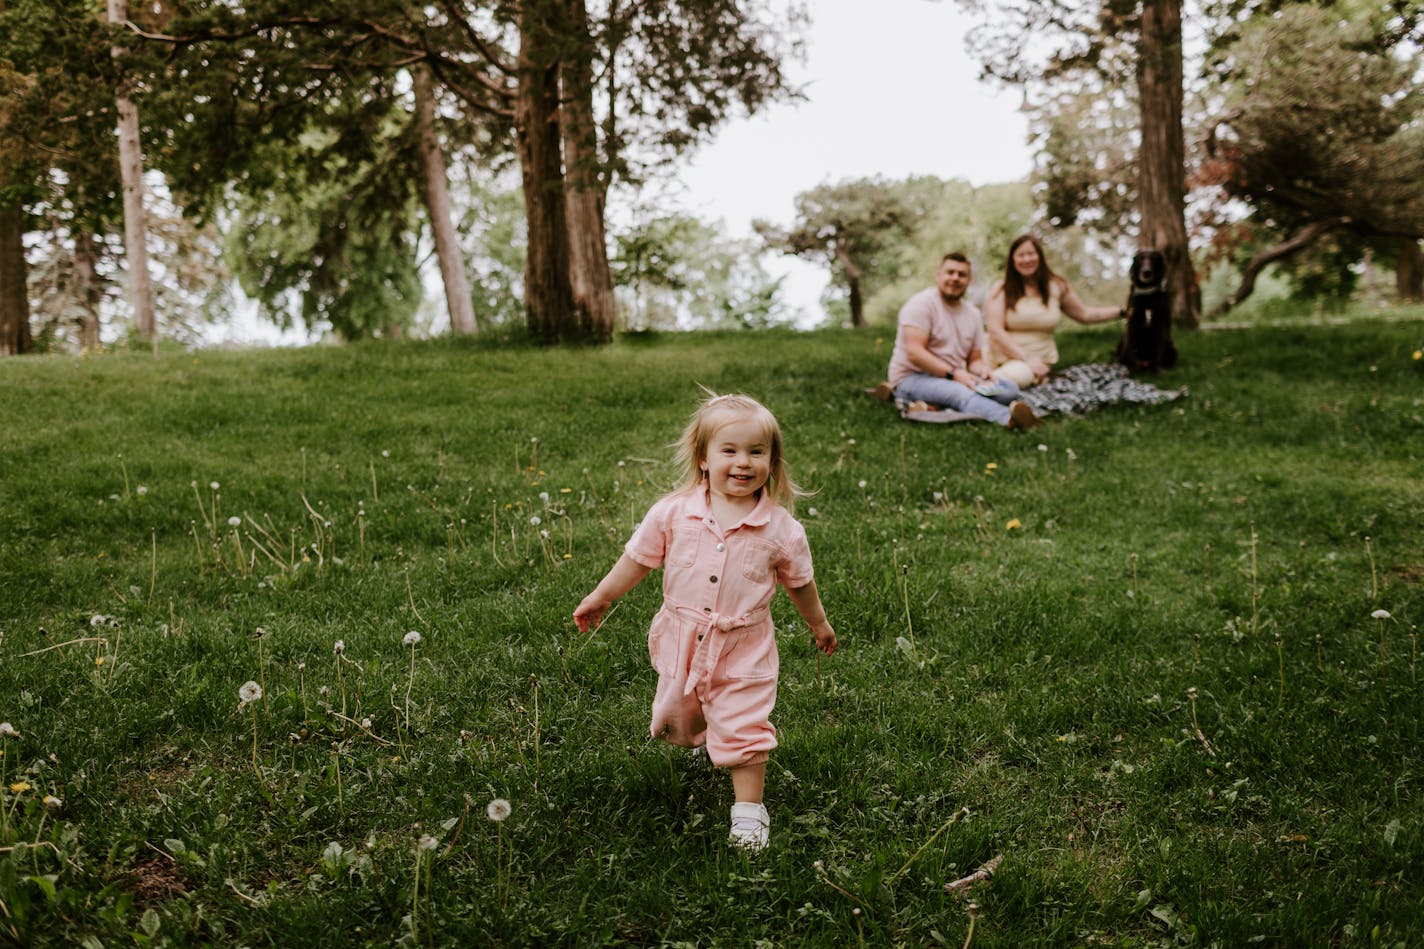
[786, 580, 836, 656]
[573, 555, 652, 632]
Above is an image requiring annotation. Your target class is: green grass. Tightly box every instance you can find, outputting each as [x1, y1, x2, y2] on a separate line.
[1, 320, 1421, 946]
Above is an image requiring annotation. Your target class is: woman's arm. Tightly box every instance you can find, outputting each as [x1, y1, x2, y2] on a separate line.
[1059, 279, 1126, 325]
[573, 555, 652, 632]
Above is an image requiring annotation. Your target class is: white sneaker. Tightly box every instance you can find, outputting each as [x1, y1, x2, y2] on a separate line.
[729, 802, 770, 851]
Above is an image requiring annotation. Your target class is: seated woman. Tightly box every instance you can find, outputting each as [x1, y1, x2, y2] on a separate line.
[984, 235, 1126, 388]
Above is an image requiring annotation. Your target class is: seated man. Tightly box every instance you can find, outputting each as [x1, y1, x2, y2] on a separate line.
[887, 252, 1042, 430]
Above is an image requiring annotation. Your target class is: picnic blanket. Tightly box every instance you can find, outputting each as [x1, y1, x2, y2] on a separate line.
[881, 363, 1187, 424]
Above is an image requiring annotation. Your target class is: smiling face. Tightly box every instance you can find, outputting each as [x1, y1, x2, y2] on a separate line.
[935, 257, 972, 302]
[700, 416, 772, 506]
[1011, 239, 1042, 279]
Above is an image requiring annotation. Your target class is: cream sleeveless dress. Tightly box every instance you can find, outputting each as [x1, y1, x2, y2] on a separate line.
[988, 285, 1062, 388]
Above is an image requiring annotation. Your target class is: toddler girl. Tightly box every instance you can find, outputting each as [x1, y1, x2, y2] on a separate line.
[573, 393, 837, 851]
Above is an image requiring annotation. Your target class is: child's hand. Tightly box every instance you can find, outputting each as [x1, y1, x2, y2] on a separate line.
[812, 623, 837, 657]
[573, 593, 610, 633]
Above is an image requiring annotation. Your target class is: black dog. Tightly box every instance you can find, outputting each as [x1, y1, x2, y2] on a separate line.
[1116, 249, 1178, 373]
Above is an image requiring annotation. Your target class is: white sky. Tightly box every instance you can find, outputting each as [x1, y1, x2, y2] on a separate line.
[674, 0, 1033, 322]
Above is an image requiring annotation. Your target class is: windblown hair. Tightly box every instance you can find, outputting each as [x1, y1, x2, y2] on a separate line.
[672, 391, 805, 512]
[1002, 234, 1059, 314]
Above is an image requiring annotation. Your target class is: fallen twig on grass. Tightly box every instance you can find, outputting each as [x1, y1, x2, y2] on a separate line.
[945, 854, 1003, 896]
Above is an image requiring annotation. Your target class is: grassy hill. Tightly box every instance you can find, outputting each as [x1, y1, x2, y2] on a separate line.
[0, 321, 1421, 945]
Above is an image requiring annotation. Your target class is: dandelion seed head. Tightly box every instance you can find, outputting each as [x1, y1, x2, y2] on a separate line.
[381, 449, 390, 458]
[210, 481, 220, 491]
[361, 717, 372, 730]
[486, 798, 512, 822]
[1371, 609, 1392, 620]
[807, 507, 818, 517]
[858, 480, 868, 489]
[418, 834, 438, 851]
[333, 640, 345, 655]
[539, 492, 549, 503]
[136, 485, 148, 496]
[1187, 686, 1199, 701]
[227, 516, 242, 528]
[403, 630, 422, 647]
[1066, 449, 1077, 461]
[529, 515, 541, 526]
[0, 722, 18, 739]
[297, 662, 306, 672]
[1038, 444, 1048, 452]
[90, 614, 106, 628]
[239, 681, 263, 705]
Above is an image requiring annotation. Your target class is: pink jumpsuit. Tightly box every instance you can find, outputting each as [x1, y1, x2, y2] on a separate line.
[624, 488, 815, 768]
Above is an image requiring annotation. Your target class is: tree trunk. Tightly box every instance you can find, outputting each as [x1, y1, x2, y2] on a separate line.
[1396, 237, 1424, 302]
[834, 241, 865, 328]
[515, 0, 582, 344]
[108, 0, 156, 347]
[1209, 219, 1344, 318]
[561, 0, 617, 341]
[413, 64, 477, 336]
[0, 204, 33, 355]
[74, 229, 103, 352]
[1137, 0, 1199, 329]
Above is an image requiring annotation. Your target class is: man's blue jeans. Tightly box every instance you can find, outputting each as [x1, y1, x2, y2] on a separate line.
[893, 373, 1022, 426]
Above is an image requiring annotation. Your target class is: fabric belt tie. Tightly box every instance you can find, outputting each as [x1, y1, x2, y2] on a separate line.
[671, 604, 771, 695]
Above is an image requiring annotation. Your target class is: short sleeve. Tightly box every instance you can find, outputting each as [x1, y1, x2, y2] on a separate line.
[774, 515, 815, 589]
[623, 498, 671, 569]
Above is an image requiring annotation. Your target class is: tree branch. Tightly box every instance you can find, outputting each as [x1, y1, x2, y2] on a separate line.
[1211, 218, 1349, 317]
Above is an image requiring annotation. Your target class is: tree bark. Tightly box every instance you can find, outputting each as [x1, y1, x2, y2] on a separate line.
[561, 0, 617, 341]
[1137, 0, 1199, 328]
[0, 204, 33, 355]
[108, 0, 156, 346]
[74, 229, 103, 352]
[833, 240, 864, 328]
[515, 0, 581, 344]
[1209, 218, 1345, 317]
[1395, 237, 1424, 302]
[413, 64, 478, 336]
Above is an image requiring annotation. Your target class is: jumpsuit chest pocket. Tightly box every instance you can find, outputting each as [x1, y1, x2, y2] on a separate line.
[667, 528, 701, 568]
[739, 540, 780, 584]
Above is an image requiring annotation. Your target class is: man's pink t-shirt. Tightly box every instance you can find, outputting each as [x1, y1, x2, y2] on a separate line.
[887, 286, 987, 387]
[624, 488, 814, 616]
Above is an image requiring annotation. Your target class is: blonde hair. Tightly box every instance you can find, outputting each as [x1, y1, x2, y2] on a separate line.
[672, 392, 805, 512]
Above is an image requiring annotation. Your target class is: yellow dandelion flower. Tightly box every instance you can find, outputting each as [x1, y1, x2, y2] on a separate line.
[10, 781, 32, 793]
[1414, 350, 1422, 360]
[1005, 519, 1022, 531]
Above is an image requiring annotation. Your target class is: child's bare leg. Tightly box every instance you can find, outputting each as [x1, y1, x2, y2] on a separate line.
[730, 762, 766, 803]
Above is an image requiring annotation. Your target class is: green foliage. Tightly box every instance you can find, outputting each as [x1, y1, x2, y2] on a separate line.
[612, 210, 786, 329]
[223, 97, 425, 341]
[0, 321, 1422, 944]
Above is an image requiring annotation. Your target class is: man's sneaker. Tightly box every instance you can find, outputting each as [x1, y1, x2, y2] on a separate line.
[729, 802, 770, 851]
[1007, 400, 1043, 431]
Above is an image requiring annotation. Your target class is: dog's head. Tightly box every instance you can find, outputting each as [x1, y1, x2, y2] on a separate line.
[1130, 250, 1166, 291]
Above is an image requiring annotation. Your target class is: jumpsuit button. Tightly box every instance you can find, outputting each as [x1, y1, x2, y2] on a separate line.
[716, 543, 725, 552]
[709, 575, 718, 583]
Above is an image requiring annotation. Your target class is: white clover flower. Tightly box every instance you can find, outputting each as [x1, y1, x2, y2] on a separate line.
[333, 640, 345, 656]
[0, 722, 19, 739]
[529, 515, 541, 526]
[136, 485, 148, 496]
[418, 834, 438, 851]
[403, 630, 422, 647]
[90, 614, 106, 627]
[239, 681, 263, 705]
[486, 798, 512, 822]
[1371, 609, 1392, 620]
[228, 516, 242, 528]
